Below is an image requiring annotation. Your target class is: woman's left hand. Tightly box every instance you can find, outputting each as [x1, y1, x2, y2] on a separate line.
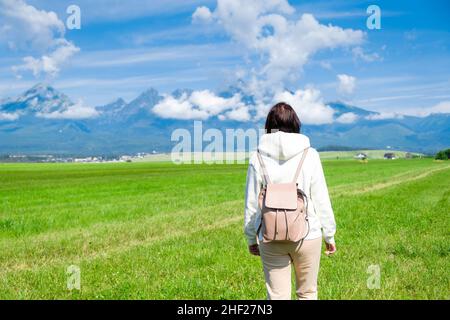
[248, 244, 260, 256]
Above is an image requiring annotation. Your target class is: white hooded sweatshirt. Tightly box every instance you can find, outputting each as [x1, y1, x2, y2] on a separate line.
[244, 131, 336, 245]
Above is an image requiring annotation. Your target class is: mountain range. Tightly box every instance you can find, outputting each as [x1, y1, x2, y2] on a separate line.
[0, 83, 449, 156]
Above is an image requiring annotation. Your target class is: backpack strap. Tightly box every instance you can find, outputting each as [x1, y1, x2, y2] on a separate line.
[256, 150, 271, 185]
[292, 147, 309, 183]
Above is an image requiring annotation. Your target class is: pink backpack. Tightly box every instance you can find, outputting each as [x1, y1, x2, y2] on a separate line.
[256, 148, 310, 243]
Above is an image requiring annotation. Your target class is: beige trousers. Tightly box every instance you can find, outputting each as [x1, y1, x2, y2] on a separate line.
[259, 237, 322, 300]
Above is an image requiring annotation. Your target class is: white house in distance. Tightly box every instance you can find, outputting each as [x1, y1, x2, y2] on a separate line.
[354, 152, 367, 160]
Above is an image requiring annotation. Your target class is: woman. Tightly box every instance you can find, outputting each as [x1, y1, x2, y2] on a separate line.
[244, 102, 337, 300]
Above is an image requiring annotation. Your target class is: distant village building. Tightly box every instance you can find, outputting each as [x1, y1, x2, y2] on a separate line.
[74, 157, 100, 163]
[354, 152, 367, 160]
[384, 152, 396, 160]
[405, 152, 412, 159]
[119, 155, 133, 162]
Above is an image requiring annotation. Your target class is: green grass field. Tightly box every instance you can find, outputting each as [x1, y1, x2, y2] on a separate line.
[0, 158, 449, 299]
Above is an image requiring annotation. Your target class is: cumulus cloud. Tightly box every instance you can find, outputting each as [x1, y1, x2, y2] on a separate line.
[188, 0, 365, 124]
[26, 0, 365, 125]
[336, 112, 358, 124]
[365, 101, 450, 120]
[12, 39, 79, 78]
[0, 0, 65, 50]
[0, 0, 79, 78]
[192, 6, 213, 23]
[337, 74, 356, 95]
[273, 89, 334, 125]
[194, 0, 364, 98]
[197, 87, 337, 125]
[401, 101, 450, 118]
[428, 101, 450, 114]
[152, 94, 208, 120]
[37, 100, 99, 119]
[0, 111, 20, 121]
[352, 46, 381, 62]
[189, 90, 242, 115]
[197, 87, 338, 124]
[152, 90, 250, 121]
[220, 106, 251, 121]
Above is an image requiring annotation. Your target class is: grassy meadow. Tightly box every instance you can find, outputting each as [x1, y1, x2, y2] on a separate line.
[0, 157, 449, 299]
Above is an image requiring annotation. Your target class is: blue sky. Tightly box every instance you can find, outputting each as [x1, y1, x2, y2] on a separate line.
[1, 0, 449, 119]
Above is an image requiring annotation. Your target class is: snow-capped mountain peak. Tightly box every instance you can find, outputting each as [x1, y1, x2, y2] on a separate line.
[117, 87, 161, 117]
[98, 98, 126, 113]
[1, 83, 73, 114]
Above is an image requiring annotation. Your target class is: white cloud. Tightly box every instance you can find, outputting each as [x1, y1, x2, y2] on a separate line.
[365, 112, 404, 120]
[0, 0, 65, 51]
[189, 90, 242, 115]
[336, 112, 358, 124]
[0, 0, 79, 78]
[152, 90, 250, 121]
[401, 101, 450, 117]
[337, 74, 356, 95]
[253, 100, 272, 120]
[37, 100, 99, 119]
[352, 46, 381, 62]
[365, 101, 450, 120]
[194, 0, 364, 98]
[428, 101, 450, 115]
[0, 111, 20, 121]
[221, 105, 251, 121]
[152, 94, 208, 120]
[12, 39, 79, 78]
[192, 6, 213, 23]
[273, 88, 334, 125]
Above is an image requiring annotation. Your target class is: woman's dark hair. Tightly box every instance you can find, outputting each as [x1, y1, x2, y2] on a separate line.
[265, 102, 301, 134]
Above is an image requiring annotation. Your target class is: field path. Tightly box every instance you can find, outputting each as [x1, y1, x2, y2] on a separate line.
[332, 164, 450, 196]
[0, 204, 243, 273]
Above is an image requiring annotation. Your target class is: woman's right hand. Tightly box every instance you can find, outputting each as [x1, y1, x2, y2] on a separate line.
[325, 242, 337, 256]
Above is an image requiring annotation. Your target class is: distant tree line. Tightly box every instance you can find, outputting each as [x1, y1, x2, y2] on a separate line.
[435, 148, 450, 160]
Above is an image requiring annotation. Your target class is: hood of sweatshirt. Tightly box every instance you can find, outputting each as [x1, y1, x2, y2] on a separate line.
[258, 132, 311, 161]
